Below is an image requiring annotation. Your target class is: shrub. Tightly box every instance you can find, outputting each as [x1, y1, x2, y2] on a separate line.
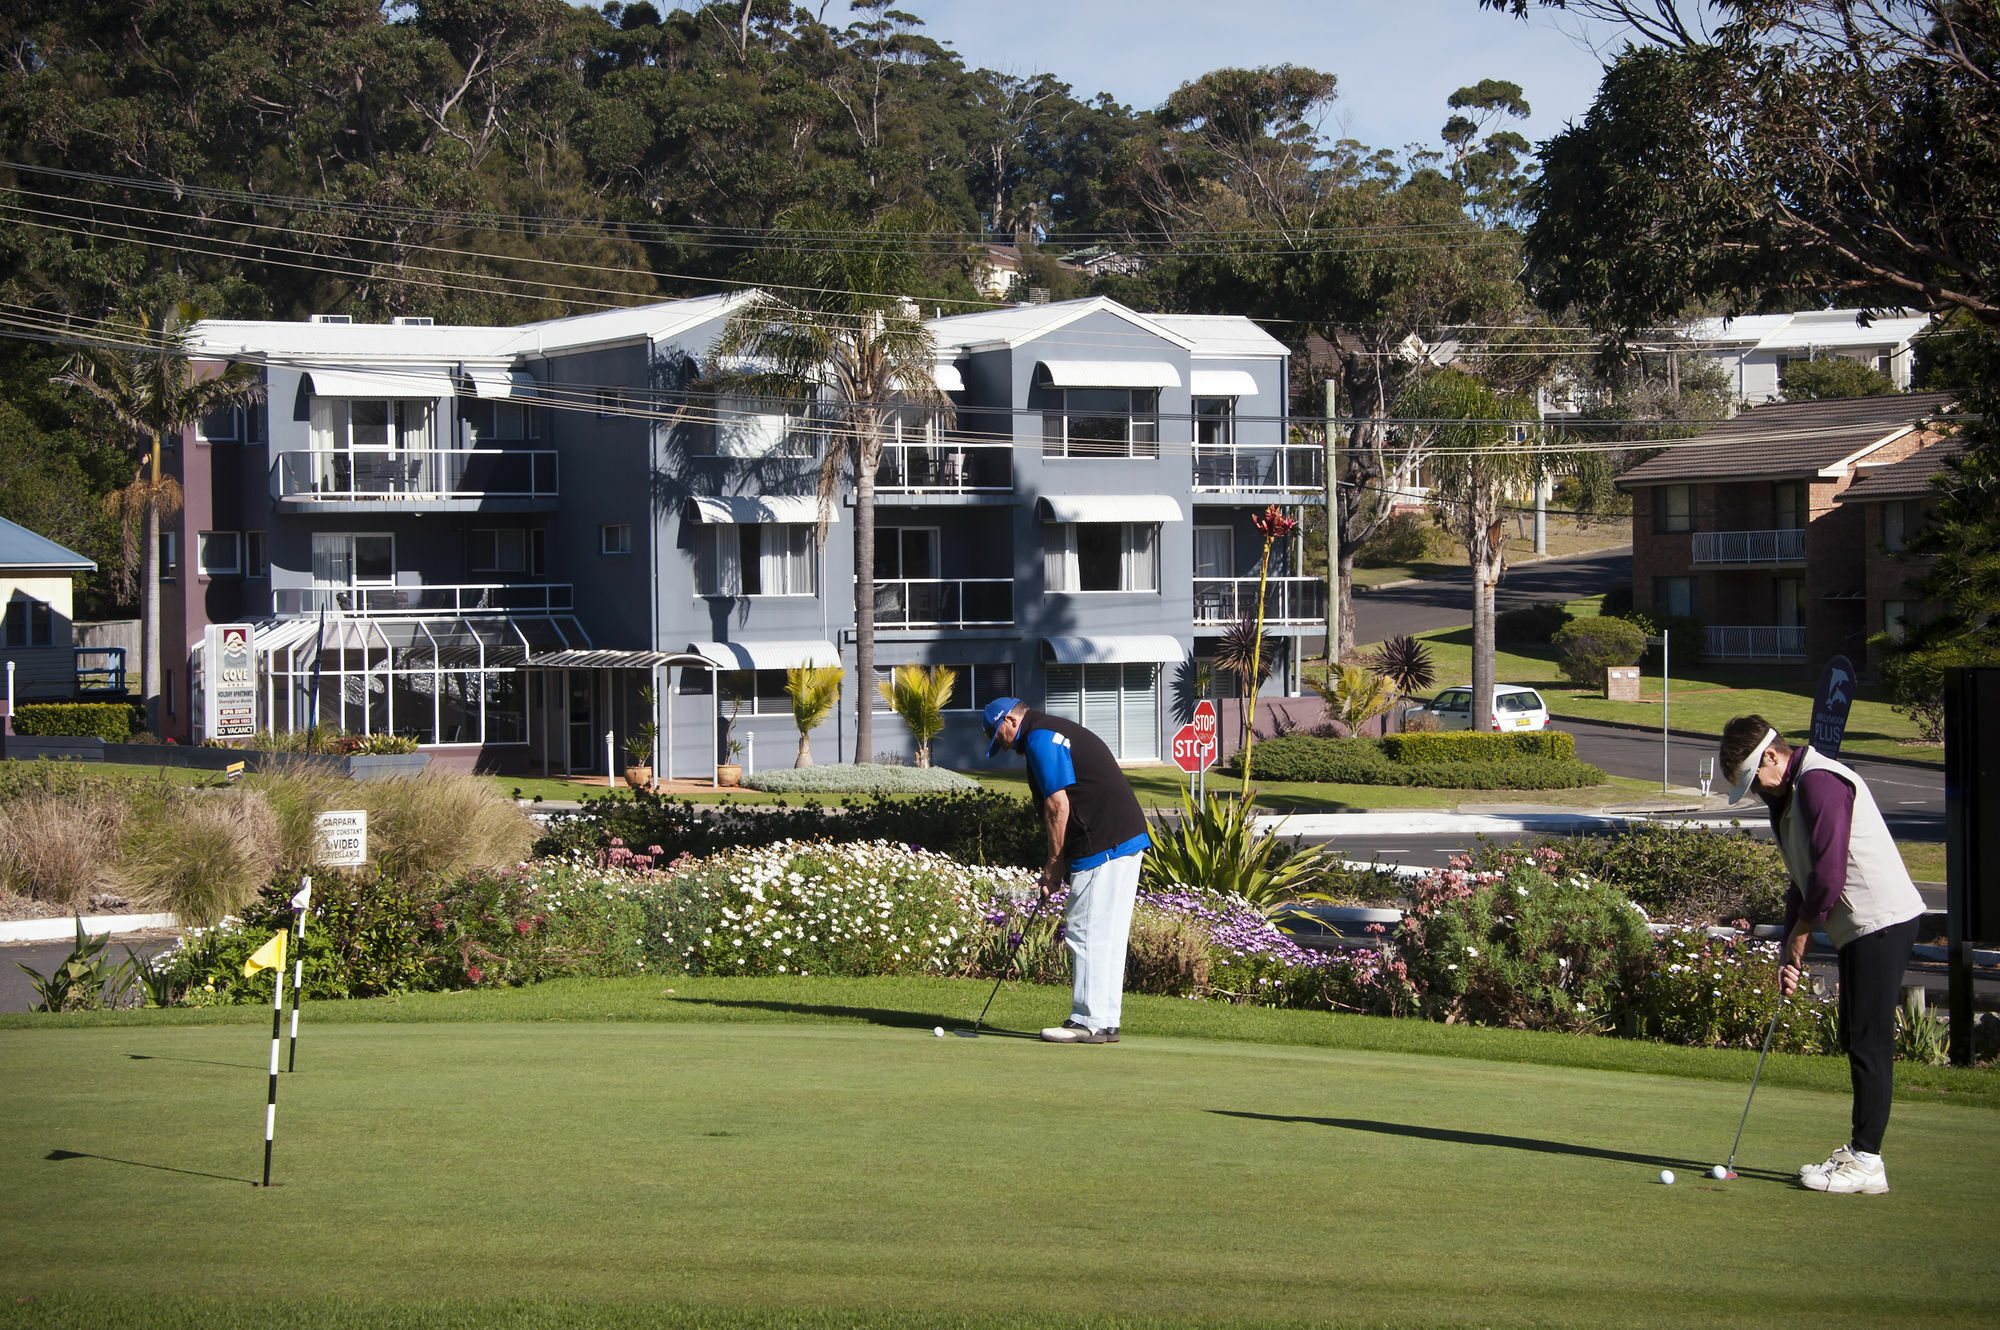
[120, 787, 283, 926]
[1390, 758, 1604, 790]
[355, 770, 536, 877]
[1494, 600, 1573, 645]
[1553, 616, 1647, 688]
[1641, 928, 1836, 1053]
[1355, 509, 1435, 567]
[1379, 730, 1576, 763]
[1545, 824, 1789, 925]
[1394, 866, 1655, 1033]
[0, 788, 128, 906]
[334, 733, 421, 756]
[1619, 609, 1702, 667]
[12, 702, 131, 742]
[1140, 789, 1332, 915]
[1599, 583, 1634, 618]
[744, 764, 978, 795]
[1228, 736, 1400, 783]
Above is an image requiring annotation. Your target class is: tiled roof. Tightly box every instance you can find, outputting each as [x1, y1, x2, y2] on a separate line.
[0, 516, 94, 571]
[1836, 438, 1967, 503]
[1616, 391, 1956, 485]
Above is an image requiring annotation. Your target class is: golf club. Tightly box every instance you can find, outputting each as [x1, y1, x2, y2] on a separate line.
[956, 890, 1052, 1037]
[1721, 996, 1787, 1179]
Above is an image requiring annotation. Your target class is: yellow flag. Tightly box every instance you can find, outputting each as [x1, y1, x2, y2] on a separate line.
[242, 931, 287, 977]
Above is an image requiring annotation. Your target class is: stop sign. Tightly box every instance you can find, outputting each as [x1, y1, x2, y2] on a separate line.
[1170, 724, 1210, 775]
[1192, 700, 1218, 751]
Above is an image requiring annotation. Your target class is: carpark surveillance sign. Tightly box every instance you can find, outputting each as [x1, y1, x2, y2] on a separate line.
[204, 623, 257, 741]
[313, 810, 368, 868]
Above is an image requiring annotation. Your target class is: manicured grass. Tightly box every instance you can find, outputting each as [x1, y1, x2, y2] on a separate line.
[1900, 840, 1948, 883]
[1387, 622, 1938, 766]
[3, 976, 1995, 1330]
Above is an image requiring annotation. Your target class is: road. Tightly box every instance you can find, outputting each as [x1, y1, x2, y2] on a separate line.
[1353, 547, 1632, 645]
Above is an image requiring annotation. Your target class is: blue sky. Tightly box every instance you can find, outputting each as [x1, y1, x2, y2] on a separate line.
[805, 1, 1634, 157]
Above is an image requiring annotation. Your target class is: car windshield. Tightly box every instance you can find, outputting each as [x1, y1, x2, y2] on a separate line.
[1498, 692, 1542, 712]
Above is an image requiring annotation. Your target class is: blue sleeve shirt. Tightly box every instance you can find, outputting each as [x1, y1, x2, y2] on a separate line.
[1022, 727, 1077, 804]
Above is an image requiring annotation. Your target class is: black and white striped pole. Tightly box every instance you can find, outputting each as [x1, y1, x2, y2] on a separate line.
[243, 931, 287, 1187]
[287, 877, 311, 1072]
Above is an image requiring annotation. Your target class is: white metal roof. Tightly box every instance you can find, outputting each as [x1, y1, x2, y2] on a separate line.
[1038, 495, 1184, 523]
[1684, 310, 1933, 352]
[1189, 368, 1260, 397]
[685, 495, 835, 525]
[1037, 359, 1182, 389]
[688, 639, 841, 671]
[926, 297, 1196, 353]
[1042, 635, 1188, 665]
[1148, 314, 1290, 359]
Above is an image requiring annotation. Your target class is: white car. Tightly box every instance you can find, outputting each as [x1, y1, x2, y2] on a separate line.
[1405, 684, 1552, 732]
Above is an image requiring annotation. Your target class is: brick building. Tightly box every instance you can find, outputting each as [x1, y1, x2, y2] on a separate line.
[1832, 437, 1963, 670]
[1620, 392, 1954, 675]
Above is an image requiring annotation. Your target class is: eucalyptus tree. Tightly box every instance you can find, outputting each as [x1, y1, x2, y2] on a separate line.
[1399, 369, 1546, 733]
[51, 307, 264, 733]
[714, 205, 945, 764]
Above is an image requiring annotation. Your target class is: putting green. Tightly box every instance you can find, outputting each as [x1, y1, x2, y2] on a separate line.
[2, 1012, 1995, 1329]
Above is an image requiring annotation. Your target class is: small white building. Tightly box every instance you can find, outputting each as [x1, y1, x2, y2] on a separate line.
[1685, 309, 1934, 403]
[0, 516, 97, 705]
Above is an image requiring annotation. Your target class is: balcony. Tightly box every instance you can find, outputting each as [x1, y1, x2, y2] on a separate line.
[874, 441, 1012, 494]
[1193, 576, 1328, 626]
[1704, 625, 1806, 660]
[273, 583, 574, 618]
[1193, 445, 1325, 493]
[1689, 529, 1806, 565]
[871, 578, 1013, 629]
[275, 449, 559, 512]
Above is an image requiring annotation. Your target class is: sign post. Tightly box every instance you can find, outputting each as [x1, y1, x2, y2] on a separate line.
[203, 623, 257, 742]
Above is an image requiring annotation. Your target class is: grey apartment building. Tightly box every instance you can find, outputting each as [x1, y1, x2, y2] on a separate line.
[169, 295, 1317, 775]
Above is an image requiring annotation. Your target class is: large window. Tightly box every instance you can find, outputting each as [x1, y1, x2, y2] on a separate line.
[3, 596, 54, 647]
[1774, 480, 1809, 530]
[875, 527, 939, 580]
[1194, 397, 1235, 447]
[465, 399, 538, 442]
[312, 533, 395, 587]
[470, 528, 545, 576]
[1775, 577, 1806, 628]
[1043, 663, 1159, 760]
[696, 524, 817, 597]
[1654, 576, 1695, 618]
[1653, 484, 1693, 533]
[871, 662, 1014, 713]
[1043, 388, 1159, 459]
[1883, 599, 1911, 644]
[1882, 498, 1927, 552]
[310, 398, 434, 453]
[244, 531, 268, 580]
[1044, 523, 1158, 593]
[197, 531, 241, 576]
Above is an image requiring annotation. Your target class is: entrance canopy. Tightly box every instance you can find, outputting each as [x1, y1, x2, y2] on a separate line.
[689, 639, 841, 671]
[1042, 635, 1187, 665]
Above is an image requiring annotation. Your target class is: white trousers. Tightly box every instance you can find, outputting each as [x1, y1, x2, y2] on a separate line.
[1065, 849, 1142, 1031]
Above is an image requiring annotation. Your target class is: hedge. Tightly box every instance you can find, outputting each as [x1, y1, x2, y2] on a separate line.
[1229, 735, 1603, 789]
[11, 702, 131, 742]
[745, 764, 978, 794]
[1379, 730, 1575, 762]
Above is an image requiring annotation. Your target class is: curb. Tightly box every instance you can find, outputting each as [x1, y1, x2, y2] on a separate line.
[1254, 812, 1641, 836]
[0, 912, 177, 945]
[1557, 713, 1944, 772]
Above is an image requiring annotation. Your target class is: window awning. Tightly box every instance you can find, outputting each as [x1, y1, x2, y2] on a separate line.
[1190, 368, 1259, 397]
[461, 365, 537, 399]
[1042, 635, 1188, 665]
[934, 363, 965, 393]
[1037, 360, 1182, 389]
[527, 649, 718, 670]
[1038, 495, 1184, 524]
[685, 495, 835, 525]
[302, 365, 459, 399]
[689, 639, 841, 671]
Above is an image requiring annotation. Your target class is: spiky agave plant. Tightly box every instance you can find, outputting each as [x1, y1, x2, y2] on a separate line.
[1213, 618, 1275, 749]
[1370, 634, 1436, 697]
[1141, 788, 1332, 919]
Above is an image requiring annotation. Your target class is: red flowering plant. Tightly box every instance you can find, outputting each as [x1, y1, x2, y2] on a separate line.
[1240, 505, 1300, 794]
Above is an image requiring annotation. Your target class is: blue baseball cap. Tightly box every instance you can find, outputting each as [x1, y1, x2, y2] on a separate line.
[982, 696, 1024, 756]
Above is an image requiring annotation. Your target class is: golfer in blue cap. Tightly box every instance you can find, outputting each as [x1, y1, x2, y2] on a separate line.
[982, 696, 1151, 1043]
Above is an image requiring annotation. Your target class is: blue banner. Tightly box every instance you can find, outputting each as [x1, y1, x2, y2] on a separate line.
[1809, 654, 1857, 758]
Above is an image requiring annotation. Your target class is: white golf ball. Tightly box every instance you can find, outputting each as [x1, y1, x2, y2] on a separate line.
[1711, 1165, 1730, 1180]
[1659, 1170, 1675, 1185]
[933, 1026, 944, 1037]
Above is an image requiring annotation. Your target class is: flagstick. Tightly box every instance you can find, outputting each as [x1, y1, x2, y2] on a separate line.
[262, 958, 283, 1187]
[287, 876, 309, 1072]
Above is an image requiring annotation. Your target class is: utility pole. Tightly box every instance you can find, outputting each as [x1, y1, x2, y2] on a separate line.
[1323, 375, 1341, 666]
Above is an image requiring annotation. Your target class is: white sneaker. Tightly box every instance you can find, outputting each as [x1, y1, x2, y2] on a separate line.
[1799, 1145, 1856, 1180]
[1801, 1149, 1889, 1194]
[1040, 1020, 1118, 1044]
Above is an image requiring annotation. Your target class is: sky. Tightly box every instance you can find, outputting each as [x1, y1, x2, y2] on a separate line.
[804, 1, 1638, 158]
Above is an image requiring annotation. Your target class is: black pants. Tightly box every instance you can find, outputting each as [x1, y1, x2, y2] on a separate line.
[1837, 916, 1920, 1156]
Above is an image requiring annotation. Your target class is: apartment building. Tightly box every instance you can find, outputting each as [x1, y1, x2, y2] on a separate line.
[1621, 391, 1954, 674]
[167, 295, 1308, 773]
[1831, 437, 1962, 670]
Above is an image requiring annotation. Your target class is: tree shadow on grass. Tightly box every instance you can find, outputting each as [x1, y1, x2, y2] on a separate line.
[1208, 1111, 1791, 1182]
[668, 996, 1042, 1038]
[45, 1148, 255, 1186]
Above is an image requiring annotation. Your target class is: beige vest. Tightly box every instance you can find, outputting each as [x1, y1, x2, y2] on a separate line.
[1775, 747, 1925, 948]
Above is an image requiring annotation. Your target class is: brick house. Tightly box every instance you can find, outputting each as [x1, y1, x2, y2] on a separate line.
[1620, 391, 1954, 674]
[1831, 437, 1963, 670]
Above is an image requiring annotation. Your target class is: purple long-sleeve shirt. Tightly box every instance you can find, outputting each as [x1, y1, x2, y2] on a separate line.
[1763, 746, 1856, 935]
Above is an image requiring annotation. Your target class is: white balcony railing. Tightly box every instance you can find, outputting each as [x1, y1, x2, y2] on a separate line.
[275, 449, 558, 503]
[875, 441, 1012, 493]
[1704, 625, 1807, 660]
[273, 583, 574, 617]
[1689, 528, 1806, 565]
[871, 578, 1013, 628]
[1193, 576, 1328, 625]
[1192, 445, 1326, 492]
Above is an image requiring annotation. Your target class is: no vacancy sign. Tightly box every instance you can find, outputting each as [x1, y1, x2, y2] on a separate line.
[204, 623, 257, 741]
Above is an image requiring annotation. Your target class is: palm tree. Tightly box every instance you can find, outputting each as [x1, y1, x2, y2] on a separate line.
[713, 205, 945, 765]
[877, 664, 956, 767]
[1308, 662, 1398, 733]
[785, 664, 844, 767]
[51, 307, 263, 734]
[1399, 369, 1550, 732]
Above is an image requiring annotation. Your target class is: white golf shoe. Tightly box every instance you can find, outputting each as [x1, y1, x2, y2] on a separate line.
[1800, 1147, 1889, 1194]
[1040, 1020, 1118, 1044]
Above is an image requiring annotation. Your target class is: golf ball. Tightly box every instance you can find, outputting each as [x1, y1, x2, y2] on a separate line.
[933, 1026, 944, 1037]
[1659, 1170, 1675, 1185]
[1711, 1165, 1730, 1180]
